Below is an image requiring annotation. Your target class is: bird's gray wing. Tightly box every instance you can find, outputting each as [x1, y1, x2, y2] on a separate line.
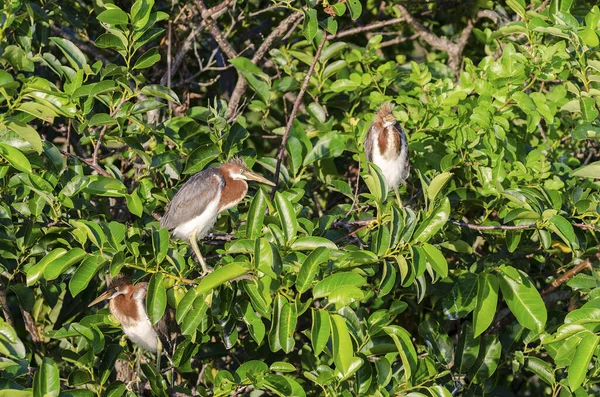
[160, 168, 225, 230]
[364, 127, 374, 164]
[394, 122, 411, 181]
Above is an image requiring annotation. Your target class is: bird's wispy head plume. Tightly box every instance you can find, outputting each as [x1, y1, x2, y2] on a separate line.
[374, 102, 396, 124]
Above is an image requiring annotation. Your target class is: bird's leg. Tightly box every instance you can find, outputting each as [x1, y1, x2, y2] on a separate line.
[394, 186, 403, 208]
[189, 229, 209, 275]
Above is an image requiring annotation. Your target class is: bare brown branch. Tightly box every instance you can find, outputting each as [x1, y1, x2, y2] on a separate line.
[449, 220, 535, 231]
[271, 35, 327, 197]
[195, 0, 237, 59]
[227, 12, 304, 120]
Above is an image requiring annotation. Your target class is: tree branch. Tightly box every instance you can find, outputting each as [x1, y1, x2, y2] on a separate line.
[396, 5, 498, 73]
[227, 11, 303, 120]
[271, 35, 327, 197]
[449, 220, 535, 231]
[60, 149, 112, 178]
[541, 252, 598, 297]
[195, 0, 237, 59]
[329, 17, 405, 39]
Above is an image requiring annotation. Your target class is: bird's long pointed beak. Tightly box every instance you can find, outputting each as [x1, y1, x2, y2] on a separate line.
[88, 290, 114, 307]
[244, 170, 276, 186]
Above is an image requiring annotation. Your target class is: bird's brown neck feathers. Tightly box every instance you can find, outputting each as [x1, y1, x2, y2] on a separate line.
[373, 103, 401, 157]
[109, 287, 139, 327]
[218, 168, 248, 212]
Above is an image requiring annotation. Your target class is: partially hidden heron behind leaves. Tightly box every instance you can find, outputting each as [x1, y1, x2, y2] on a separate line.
[88, 276, 170, 354]
[160, 157, 275, 275]
[364, 103, 410, 206]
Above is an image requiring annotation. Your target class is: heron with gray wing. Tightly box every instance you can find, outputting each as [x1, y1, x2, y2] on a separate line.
[364, 103, 410, 206]
[161, 158, 275, 275]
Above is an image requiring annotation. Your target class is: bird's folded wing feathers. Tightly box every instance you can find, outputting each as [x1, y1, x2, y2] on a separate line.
[364, 128, 373, 163]
[160, 168, 225, 230]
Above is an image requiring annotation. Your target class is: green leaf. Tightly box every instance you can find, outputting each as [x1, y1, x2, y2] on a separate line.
[413, 197, 451, 243]
[290, 236, 337, 251]
[126, 189, 143, 217]
[418, 319, 454, 365]
[238, 301, 265, 344]
[195, 263, 248, 295]
[33, 357, 60, 397]
[50, 37, 87, 70]
[330, 79, 358, 93]
[275, 192, 298, 243]
[311, 309, 330, 355]
[230, 57, 271, 103]
[27, 248, 67, 286]
[547, 215, 577, 249]
[268, 295, 287, 352]
[330, 314, 362, 380]
[152, 227, 169, 264]
[43, 247, 86, 281]
[89, 113, 117, 127]
[313, 272, 366, 298]
[455, 322, 480, 374]
[473, 273, 499, 337]
[427, 172, 453, 204]
[97, 8, 129, 25]
[279, 301, 297, 353]
[303, 9, 318, 41]
[0, 143, 32, 173]
[296, 247, 329, 293]
[0, 319, 26, 359]
[69, 254, 105, 297]
[498, 266, 547, 333]
[347, 0, 363, 20]
[15, 102, 57, 123]
[568, 334, 598, 391]
[572, 162, 600, 179]
[147, 273, 167, 325]
[470, 335, 502, 384]
[5, 120, 43, 153]
[525, 357, 556, 387]
[422, 243, 448, 279]
[246, 189, 268, 239]
[134, 48, 161, 69]
[131, 0, 154, 29]
[140, 84, 181, 105]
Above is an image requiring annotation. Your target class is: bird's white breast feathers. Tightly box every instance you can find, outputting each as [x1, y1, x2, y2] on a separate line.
[120, 297, 159, 352]
[172, 189, 221, 241]
[371, 132, 409, 190]
[123, 319, 159, 352]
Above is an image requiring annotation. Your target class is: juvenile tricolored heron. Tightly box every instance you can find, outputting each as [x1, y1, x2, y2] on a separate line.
[160, 157, 275, 274]
[364, 103, 410, 206]
[88, 277, 168, 353]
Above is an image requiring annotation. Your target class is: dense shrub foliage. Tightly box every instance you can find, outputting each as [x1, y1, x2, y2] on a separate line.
[1, 0, 600, 396]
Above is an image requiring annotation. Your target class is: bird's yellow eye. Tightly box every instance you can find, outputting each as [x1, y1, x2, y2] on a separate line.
[240, 168, 244, 173]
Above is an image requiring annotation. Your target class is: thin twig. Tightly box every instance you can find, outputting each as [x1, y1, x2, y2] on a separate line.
[541, 253, 598, 297]
[449, 220, 535, 231]
[329, 17, 405, 39]
[227, 11, 304, 121]
[271, 35, 327, 197]
[60, 149, 112, 178]
[195, 0, 237, 59]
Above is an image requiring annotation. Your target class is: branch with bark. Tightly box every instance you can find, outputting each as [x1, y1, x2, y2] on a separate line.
[271, 35, 327, 197]
[396, 5, 500, 73]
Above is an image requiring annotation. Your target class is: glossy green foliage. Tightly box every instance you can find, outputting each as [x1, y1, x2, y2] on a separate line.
[1, 0, 600, 396]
